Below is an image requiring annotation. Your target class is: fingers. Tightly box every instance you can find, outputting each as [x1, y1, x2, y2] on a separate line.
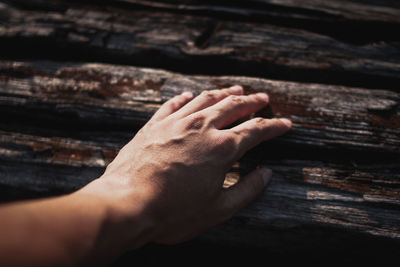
[172, 85, 244, 119]
[229, 117, 292, 160]
[203, 93, 269, 129]
[151, 92, 194, 121]
[161, 167, 272, 243]
[216, 168, 272, 219]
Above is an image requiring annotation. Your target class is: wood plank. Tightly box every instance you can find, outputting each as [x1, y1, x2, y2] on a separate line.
[117, 0, 400, 45]
[0, 160, 103, 202]
[1, 60, 399, 155]
[0, 61, 400, 155]
[0, 129, 399, 245]
[1, 2, 400, 90]
[250, 0, 400, 22]
[119, 0, 400, 23]
[2, 0, 399, 259]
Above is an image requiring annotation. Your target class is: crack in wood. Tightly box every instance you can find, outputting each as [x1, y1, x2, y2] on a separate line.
[1, 0, 400, 259]
[195, 21, 223, 49]
[118, 0, 400, 45]
[1, 1, 399, 90]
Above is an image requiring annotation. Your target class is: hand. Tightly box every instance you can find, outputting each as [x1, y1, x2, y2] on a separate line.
[0, 85, 292, 266]
[81, 85, 292, 247]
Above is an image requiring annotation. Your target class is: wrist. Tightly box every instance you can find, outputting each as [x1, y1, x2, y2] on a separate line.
[75, 176, 157, 260]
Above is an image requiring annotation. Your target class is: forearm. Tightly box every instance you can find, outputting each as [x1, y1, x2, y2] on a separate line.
[0, 87, 290, 265]
[0, 178, 154, 266]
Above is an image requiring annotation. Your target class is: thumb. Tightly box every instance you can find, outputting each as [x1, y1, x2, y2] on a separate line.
[219, 167, 272, 218]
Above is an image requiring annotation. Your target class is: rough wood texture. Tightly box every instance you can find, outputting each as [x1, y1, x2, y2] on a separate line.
[1, 60, 400, 154]
[120, 0, 400, 23]
[1, 0, 400, 263]
[1, 1, 400, 90]
[0, 60, 399, 248]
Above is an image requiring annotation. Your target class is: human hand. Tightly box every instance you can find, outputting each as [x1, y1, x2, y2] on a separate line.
[81, 85, 292, 248]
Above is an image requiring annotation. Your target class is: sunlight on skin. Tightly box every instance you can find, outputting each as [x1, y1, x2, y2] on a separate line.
[0, 85, 291, 266]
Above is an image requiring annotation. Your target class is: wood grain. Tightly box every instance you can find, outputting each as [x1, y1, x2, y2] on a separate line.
[1, 1, 400, 90]
[0, 60, 399, 246]
[1, 0, 400, 258]
[1, 60, 399, 154]
[119, 0, 400, 23]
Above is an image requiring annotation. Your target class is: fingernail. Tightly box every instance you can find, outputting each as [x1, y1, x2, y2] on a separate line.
[181, 91, 193, 98]
[256, 92, 269, 102]
[260, 168, 272, 186]
[230, 85, 243, 94]
[279, 118, 292, 128]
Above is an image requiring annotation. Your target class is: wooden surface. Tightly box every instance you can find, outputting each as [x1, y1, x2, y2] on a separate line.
[1, 0, 400, 90]
[120, 0, 400, 22]
[1, 0, 399, 265]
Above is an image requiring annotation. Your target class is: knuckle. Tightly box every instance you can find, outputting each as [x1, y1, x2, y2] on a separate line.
[219, 89, 232, 97]
[200, 90, 219, 101]
[231, 128, 245, 138]
[172, 94, 185, 102]
[169, 95, 184, 108]
[169, 102, 180, 110]
[254, 117, 267, 126]
[160, 98, 175, 110]
[227, 95, 245, 105]
[184, 113, 207, 130]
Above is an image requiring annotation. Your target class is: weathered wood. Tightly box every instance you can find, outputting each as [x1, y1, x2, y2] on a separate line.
[1, 130, 400, 248]
[250, 0, 400, 22]
[1, 60, 399, 155]
[1, 0, 400, 259]
[118, 0, 400, 46]
[0, 60, 399, 247]
[1, 1, 400, 90]
[120, 0, 400, 23]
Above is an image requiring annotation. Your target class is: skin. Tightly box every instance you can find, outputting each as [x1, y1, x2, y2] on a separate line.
[0, 85, 291, 266]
